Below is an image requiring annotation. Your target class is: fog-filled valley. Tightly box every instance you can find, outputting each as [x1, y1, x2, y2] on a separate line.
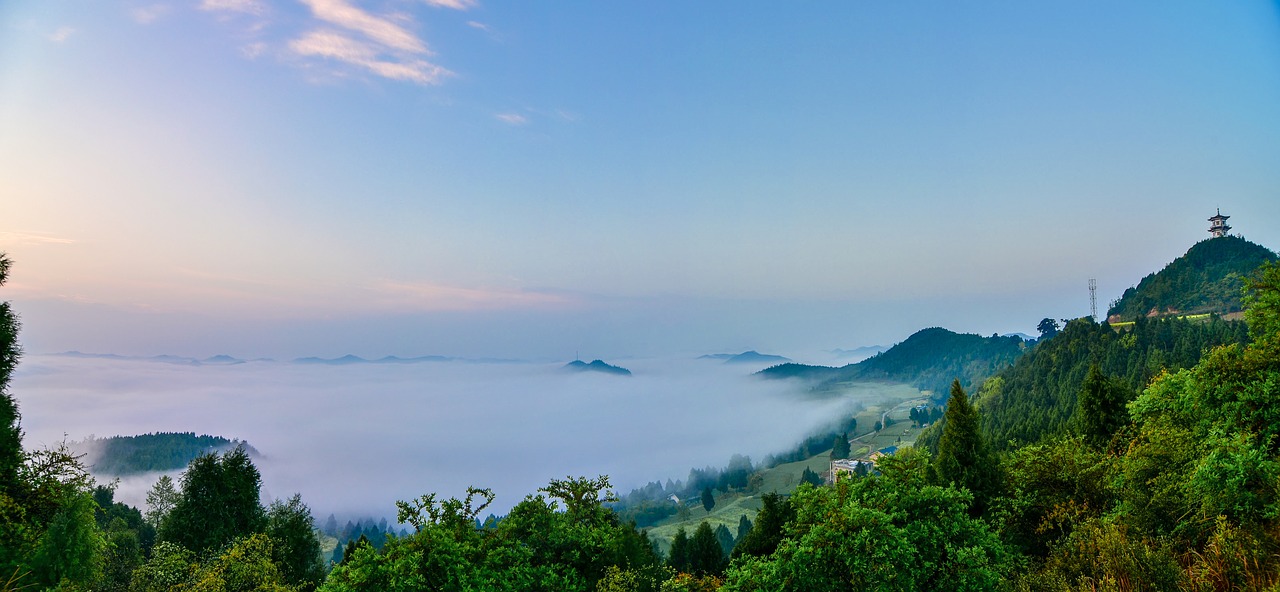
[14, 353, 876, 520]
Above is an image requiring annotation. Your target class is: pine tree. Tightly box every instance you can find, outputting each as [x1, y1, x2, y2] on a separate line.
[688, 521, 725, 576]
[831, 433, 851, 460]
[667, 527, 690, 572]
[0, 254, 24, 498]
[935, 379, 995, 512]
[701, 486, 715, 513]
[1074, 364, 1131, 449]
[734, 514, 752, 546]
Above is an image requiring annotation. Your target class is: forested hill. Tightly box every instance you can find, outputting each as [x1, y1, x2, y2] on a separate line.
[760, 327, 1027, 398]
[1107, 235, 1277, 321]
[916, 314, 1250, 452]
[71, 432, 258, 475]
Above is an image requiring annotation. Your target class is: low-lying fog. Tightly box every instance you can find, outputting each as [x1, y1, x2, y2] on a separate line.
[14, 354, 874, 520]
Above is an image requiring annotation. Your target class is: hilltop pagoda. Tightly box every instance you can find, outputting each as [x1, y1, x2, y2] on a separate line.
[1209, 209, 1231, 238]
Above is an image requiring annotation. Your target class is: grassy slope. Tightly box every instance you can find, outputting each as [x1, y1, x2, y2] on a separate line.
[643, 382, 926, 553]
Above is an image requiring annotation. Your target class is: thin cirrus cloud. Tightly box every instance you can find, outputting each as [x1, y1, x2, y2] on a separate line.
[299, 0, 426, 53]
[198, 0, 265, 15]
[0, 232, 76, 247]
[195, 0, 459, 85]
[423, 0, 478, 9]
[289, 30, 448, 84]
[494, 112, 529, 126]
[48, 26, 76, 43]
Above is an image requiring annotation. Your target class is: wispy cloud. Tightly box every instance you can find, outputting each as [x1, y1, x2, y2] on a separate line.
[199, 0, 265, 15]
[192, 0, 461, 85]
[48, 26, 76, 43]
[424, 0, 478, 10]
[299, 0, 427, 53]
[131, 4, 170, 24]
[290, 30, 448, 85]
[465, 21, 491, 33]
[0, 232, 76, 247]
[494, 112, 528, 126]
[280, 0, 453, 84]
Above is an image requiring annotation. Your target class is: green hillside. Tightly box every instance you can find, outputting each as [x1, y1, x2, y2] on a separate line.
[1107, 235, 1277, 321]
[761, 327, 1027, 399]
[71, 432, 258, 476]
[915, 314, 1250, 453]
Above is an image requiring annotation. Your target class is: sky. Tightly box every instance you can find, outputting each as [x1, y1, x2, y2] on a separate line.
[2, 1, 1279, 361]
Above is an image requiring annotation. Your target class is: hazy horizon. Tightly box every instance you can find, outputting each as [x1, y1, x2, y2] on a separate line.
[13, 352, 900, 520]
[3, 2, 1278, 361]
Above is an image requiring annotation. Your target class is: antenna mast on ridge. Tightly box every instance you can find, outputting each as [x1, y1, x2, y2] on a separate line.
[1089, 278, 1097, 321]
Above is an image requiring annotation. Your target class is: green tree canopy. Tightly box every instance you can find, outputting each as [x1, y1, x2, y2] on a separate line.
[159, 446, 266, 555]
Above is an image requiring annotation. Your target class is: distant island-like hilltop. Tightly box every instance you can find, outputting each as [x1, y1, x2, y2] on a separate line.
[562, 359, 632, 376]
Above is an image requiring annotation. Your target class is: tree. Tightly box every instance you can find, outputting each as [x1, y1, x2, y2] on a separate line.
[831, 434, 851, 460]
[713, 524, 734, 557]
[0, 253, 23, 499]
[687, 522, 725, 576]
[28, 489, 105, 588]
[266, 494, 326, 591]
[1073, 364, 1132, 449]
[1244, 260, 1280, 347]
[721, 449, 1011, 591]
[935, 380, 995, 513]
[159, 446, 266, 555]
[734, 515, 752, 546]
[731, 493, 793, 559]
[1037, 318, 1060, 340]
[700, 487, 715, 513]
[667, 527, 690, 573]
[144, 474, 178, 529]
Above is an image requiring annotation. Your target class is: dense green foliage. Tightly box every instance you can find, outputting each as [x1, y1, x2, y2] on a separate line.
[159, 447, 267, 556]
[1108, 235, 1277, 320]
[722, 450, 1012, 591]
[72, 432, 256, 475]
[322, 476, 664, 592]
[919, 314, 1248, 452]
[761, 327, 1026, 398]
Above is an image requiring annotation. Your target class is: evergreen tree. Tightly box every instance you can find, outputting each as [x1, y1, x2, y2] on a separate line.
[731, 492, 794, 559]
[701, 486, 715, 513]
[1073, 364, 1132, 449]
[935, 379, 995, 512]
[0, 254, 23, 498]
[667, 527, 690, 573]
[688, 521, 725, 576]
[1245, 260, 1280, 346]
[831, 433, 851, 460]
[735, 514, 752, 545]
[714, 523, 735, 557]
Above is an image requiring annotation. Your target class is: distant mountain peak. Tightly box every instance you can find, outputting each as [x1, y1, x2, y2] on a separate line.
[563, 359, 632, 376]
[710, 351, 792, 365]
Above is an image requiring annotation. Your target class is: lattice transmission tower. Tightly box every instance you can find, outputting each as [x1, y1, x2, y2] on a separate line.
[1089, 278, 1097, 321]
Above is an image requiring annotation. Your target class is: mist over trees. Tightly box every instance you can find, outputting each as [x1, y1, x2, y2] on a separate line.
[4, 250, 1280, 590]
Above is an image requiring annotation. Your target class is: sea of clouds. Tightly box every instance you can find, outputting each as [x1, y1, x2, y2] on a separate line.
[13, 354, 885, 520]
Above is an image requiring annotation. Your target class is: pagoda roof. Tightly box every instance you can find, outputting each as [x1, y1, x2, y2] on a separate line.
[1209, 208, 1229, 221]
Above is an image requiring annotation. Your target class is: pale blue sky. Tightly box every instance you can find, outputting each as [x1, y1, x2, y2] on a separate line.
[2, 1, 1279, 360]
